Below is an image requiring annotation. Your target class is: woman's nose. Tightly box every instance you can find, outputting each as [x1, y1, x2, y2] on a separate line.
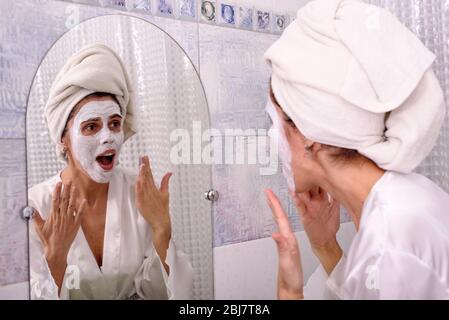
[100, 128, 115, 144]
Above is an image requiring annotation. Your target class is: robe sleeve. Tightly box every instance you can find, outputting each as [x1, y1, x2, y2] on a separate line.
[326, 249, 449, 299]
[133, 238, 194, 300]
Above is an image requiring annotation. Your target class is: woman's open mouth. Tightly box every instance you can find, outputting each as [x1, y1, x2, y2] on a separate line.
[96, 150, 116, 171]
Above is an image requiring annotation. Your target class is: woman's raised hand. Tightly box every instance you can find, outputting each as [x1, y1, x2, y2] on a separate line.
[33, 181, 87, 292]
[135, 155, 172, 236]
[291, 187, 343, 275]
[135, 155, 173, 273]
[265, 189, 304, 300]
[34, 181, 87, 261]
[291, 187, 340, 251]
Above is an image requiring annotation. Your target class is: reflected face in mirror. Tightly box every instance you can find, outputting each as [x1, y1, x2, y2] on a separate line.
[60, 93, 124, 184]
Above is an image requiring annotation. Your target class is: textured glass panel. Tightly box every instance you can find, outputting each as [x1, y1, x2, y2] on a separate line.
[26, 15, 212, 299]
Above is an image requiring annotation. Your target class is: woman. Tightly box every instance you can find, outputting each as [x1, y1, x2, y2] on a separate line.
[264, 0, 449, 299]
[28, 44, 193, 299]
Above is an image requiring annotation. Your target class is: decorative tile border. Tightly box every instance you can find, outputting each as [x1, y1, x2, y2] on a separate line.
[59, 0, 295, 34]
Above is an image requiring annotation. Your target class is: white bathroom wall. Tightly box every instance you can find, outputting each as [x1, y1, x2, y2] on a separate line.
[214, 222, 356, 300]
[0, 282, 29, 300]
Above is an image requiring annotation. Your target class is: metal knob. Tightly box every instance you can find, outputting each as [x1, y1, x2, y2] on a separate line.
[22, 206, 36, 221]
[204, 189, 219, 202]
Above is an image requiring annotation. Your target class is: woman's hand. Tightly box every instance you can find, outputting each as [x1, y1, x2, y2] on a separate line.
[291, 187, 340, 251]
[291, 187, 343, 274]
[265, 189, 304, 300]
[135, 155, 172, 235]
[34, 181, 87, 291]
[135, 155, 172, 273]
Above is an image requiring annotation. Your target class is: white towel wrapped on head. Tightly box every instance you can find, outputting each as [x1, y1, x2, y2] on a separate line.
[264, 0, 446, 173]
[44, 43, 137, 160]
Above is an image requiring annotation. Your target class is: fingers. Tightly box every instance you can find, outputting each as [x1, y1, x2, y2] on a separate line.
[33, 213, 47, 245]
[140, 155, 155, 186]
[272, 232, 289, 252]
[300, 191, 311, 203]
[51, 182, 62, 222]
[309, 186, 320, 199]
[296, 188, 332, 208]
[290, 191, 307, 218]
[60, 181, 72, 217]
[331, 198, 340, 210]
[74, 199, 87, 226]
[67, 185, 77, 219]
[135, 178, 142, 196]
[330, 198, 341, 217]
[33, 210, 45, 231]
[160, 172, 172, 193]
[265, 189, 293, 236]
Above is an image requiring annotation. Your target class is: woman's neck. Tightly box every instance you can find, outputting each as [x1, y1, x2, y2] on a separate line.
[60, 164, 108, 206]
[319, 160, 385, 230]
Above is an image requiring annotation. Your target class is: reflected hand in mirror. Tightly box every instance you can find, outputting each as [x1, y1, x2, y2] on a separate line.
[135, 155, 173, 274]
[33, 181, 87, 295]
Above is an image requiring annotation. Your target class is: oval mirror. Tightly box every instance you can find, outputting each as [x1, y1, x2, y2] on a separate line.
[26, 14, 212, 300]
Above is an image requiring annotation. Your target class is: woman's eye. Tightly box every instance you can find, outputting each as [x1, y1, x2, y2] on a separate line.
[110, 121, 121, 129]
[86, 124, 97, 131]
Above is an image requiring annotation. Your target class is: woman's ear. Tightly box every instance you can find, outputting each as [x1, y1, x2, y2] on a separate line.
[60, 134, 70, 156]
[305, 140, 324, 158]
[60, 136, 67, 149]
[304, 139, 316, 151]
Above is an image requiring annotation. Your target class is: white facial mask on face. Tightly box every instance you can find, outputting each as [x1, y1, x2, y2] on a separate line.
[266, 99, 296, 191]
[70, 100, 124, 183]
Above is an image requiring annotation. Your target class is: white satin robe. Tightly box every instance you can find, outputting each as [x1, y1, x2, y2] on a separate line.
[304, 171, 449, 299]
[28, 167, 194, 300]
